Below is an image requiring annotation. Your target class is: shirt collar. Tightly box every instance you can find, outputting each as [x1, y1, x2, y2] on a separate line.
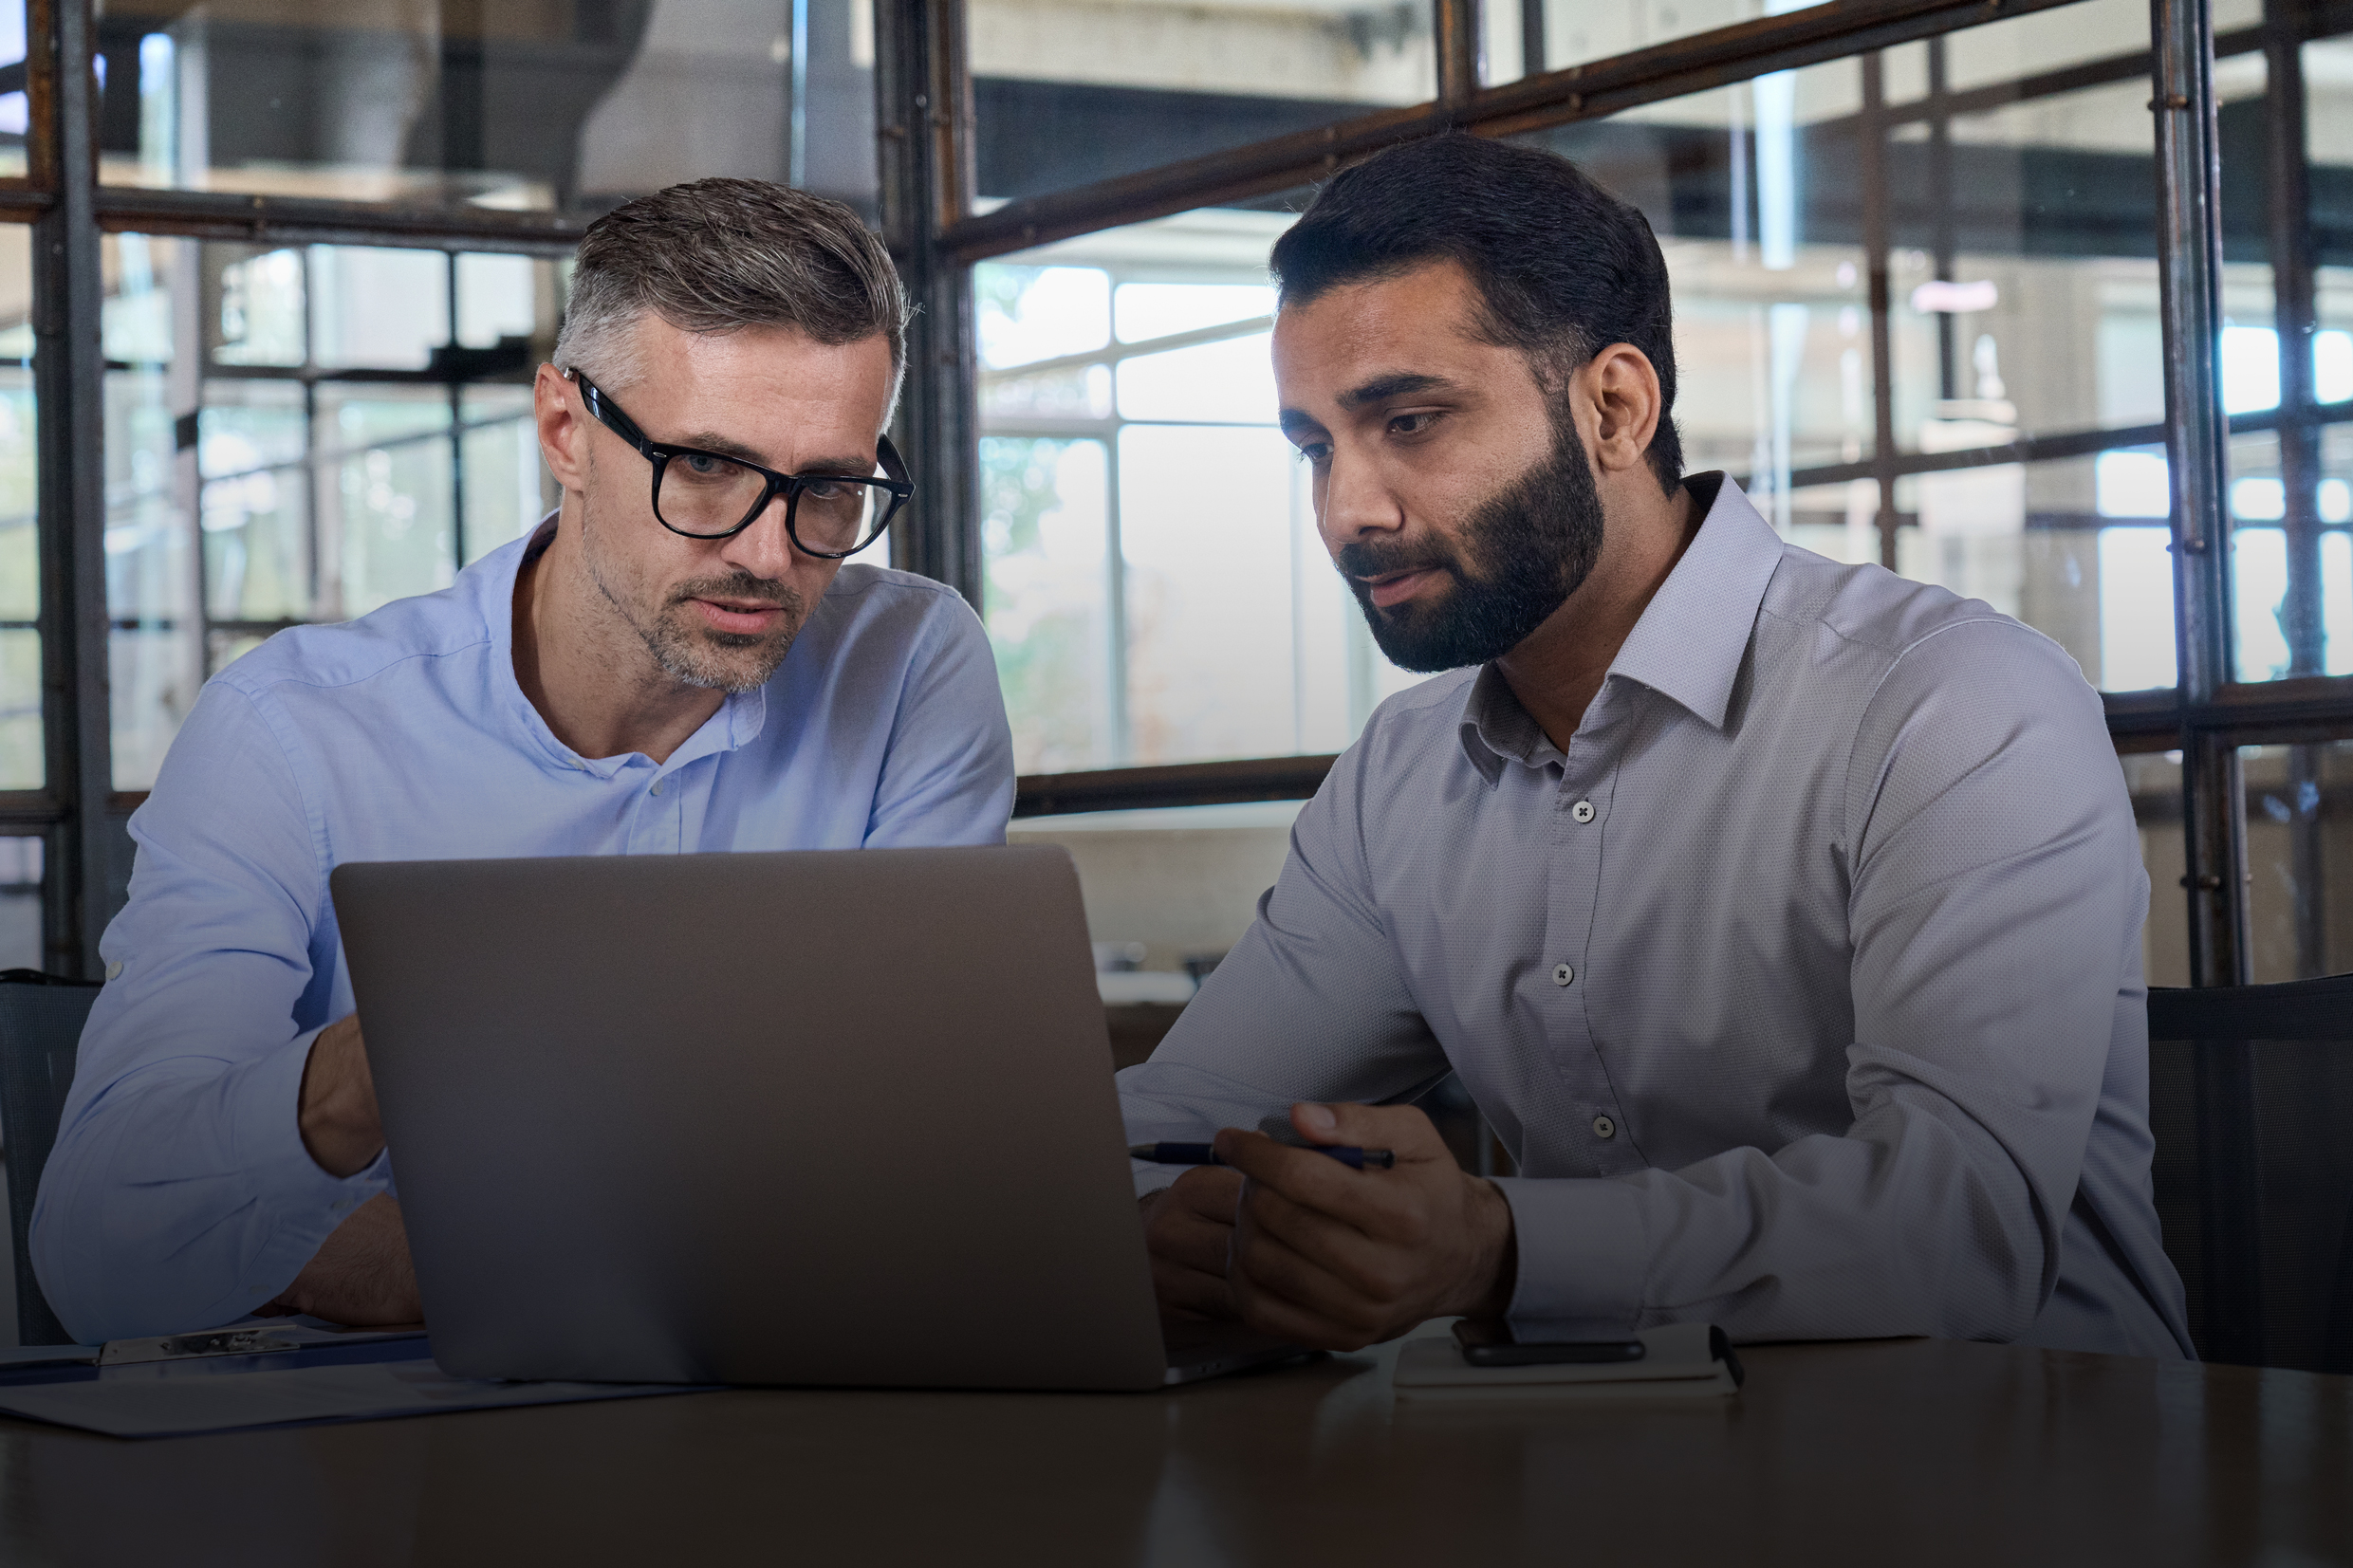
[1455, 472, 1782, 783]
[481, 512, 769, 777]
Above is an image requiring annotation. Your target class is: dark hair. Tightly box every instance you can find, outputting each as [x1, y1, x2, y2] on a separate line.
[1269, 135, 1682, 493]
[556, 177, 908, 397]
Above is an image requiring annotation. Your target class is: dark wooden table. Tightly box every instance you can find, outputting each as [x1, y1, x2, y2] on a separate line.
[2, 1334, 2346, 1566]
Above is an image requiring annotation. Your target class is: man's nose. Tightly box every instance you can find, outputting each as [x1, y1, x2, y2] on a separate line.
[719, 489, 804, 581]
[1317, 449, 1404, 553]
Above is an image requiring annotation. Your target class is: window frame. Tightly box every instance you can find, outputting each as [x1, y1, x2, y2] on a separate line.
[4, 0, 2329, 995]
[880, 0, 2320, 993]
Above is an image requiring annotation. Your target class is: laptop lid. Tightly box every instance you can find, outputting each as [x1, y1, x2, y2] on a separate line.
[332, 844, 1168, 1393]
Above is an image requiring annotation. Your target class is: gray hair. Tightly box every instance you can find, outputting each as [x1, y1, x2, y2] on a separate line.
[554, 177, 909, 413]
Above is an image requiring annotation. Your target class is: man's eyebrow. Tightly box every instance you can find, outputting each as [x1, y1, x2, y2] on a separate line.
[1335, 372, 1451, 410]
[675, 432, 773, 467]
[1277, 409, 1324, 438]
[676, 434, 875, 475]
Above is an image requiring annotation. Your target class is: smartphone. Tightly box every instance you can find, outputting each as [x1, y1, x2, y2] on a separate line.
[1452, 1319, 1647, 1367]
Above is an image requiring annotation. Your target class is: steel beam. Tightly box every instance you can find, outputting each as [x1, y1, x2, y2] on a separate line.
[28, 0, 115, 978]
[876, 0, 983, 607]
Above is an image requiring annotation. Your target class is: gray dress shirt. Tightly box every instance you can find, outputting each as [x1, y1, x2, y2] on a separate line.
[1119, 474, 2193, 1359]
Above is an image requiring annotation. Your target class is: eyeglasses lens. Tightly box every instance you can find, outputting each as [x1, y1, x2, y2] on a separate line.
[657, 455, 888, 553]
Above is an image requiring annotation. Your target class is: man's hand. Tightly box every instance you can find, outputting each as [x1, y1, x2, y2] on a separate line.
[254, 1193, 422, 1326]
[1217, 1101, 1516, 1351]
[298, 1013, 382, 1178]
[1140, 1166, 1246, 1319]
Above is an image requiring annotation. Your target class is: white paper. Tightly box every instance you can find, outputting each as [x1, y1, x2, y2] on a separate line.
[0, 1355, 705, 1438]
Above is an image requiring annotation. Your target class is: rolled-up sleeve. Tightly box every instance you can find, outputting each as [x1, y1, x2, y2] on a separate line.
[861, 595, 1015, 849]
[1498, 621, 2138, 1342]
[32, 683, 385, 1343]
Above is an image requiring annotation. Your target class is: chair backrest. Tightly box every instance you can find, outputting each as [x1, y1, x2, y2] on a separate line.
[2146, 975, 2353, 1373]
[0, 971, 102, 1346]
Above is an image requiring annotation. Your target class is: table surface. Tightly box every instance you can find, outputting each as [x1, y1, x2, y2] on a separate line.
[1, 1334, 2346, 1568]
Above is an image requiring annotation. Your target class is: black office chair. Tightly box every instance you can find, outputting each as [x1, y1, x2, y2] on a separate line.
[2147, 975, 2353, 1373]
[0, 970, 102, 1346]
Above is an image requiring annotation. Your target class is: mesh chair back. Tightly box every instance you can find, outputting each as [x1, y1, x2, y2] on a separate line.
[0, 971, 102, 1345]
[2147, 975, 2353, 1372]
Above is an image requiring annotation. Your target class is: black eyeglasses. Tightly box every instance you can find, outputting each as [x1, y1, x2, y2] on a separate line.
[566, 369, 913, 558]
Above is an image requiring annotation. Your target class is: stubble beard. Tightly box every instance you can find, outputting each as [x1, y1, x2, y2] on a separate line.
[581, 489, 809, 694]
[1336, 407, 1609, 674]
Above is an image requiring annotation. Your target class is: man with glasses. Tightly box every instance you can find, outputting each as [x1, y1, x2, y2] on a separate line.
[37, 179, 1013, 1341]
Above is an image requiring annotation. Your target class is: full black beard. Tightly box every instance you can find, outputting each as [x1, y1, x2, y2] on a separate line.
[1336, 415, 1607, 674]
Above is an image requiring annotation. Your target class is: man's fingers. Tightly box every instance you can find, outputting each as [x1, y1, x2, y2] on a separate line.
[1230, 1229, 1393, 1351]
[1288, 1101, 1455, 1163]
[1231, 1219, 1398, 1336]
[1151, 1256, 1239, 1319]
[1241, 1178, 1402, 1285]
[1167, 1165, 1244, 1218]
[1140, 1167, 1244, 1319]
[1214, 1130, 1377, 1211]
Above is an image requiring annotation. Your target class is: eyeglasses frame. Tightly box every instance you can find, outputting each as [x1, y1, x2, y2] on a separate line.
[564, 368, 913, 558]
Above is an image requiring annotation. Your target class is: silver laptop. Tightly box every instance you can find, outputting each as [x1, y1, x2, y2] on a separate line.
[331, 844, 1300, 1391]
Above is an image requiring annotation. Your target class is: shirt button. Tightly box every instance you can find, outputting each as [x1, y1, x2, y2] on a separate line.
[1593, 1115, 1617, 1139]
[103, 960, 122, 981]
[1570, 800, 1596, 823]
[650, 780, 665, 797]
[1552, 963, 1575, 986]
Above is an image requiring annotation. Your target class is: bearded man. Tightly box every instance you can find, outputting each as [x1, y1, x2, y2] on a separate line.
[1121, 136, 2192, 1360]
[38, 179, 1013, 1342]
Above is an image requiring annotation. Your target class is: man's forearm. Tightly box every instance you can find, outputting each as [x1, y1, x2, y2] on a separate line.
[260, 1193, 421, 1326]
[296, 1015, 383, 1177]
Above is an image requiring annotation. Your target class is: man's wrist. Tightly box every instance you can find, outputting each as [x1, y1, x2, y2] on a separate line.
[1450, 1175, 1518, 1320]
[297, 1021, 383, 1178]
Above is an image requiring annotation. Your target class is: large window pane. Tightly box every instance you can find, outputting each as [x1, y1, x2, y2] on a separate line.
[93, 2, 876, 214]
[1515, 60, 1868, 515]
[2128, 749, 2190, 988]
[2240, 740, 2353, 983]
[0, 224, 34, 790]
[0, 4, 24, 183]
[2220, 24, 2353, 685]
[983, 436, 1115, 774]
[969, 0, 1432, 201]
[103, 233, 559, 786]
[976, 206, 1420, 771]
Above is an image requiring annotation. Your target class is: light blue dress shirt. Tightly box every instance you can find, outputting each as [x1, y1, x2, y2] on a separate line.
[1120, 475, 2193, 1360]
[37, 521, 1014, 1342]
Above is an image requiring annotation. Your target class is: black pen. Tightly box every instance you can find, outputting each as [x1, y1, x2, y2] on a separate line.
[1128, 1141, 1396, 1171]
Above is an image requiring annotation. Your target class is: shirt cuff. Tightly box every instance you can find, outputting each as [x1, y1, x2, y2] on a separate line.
[222, 1026, 394, 1302]
[1491, 1175, 1648, 1335]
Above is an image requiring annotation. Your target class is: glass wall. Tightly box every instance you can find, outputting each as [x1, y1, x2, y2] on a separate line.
[977, 205, 1426, 772]
[89, 1, 878, 214]
[967, 0, 1434, 201]
[102, 234, 563, 788]
[976, 0, 2218, 770]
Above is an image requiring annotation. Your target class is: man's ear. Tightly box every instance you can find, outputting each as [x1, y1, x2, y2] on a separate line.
[1582, 343, 1665, 478]
[534, 363, 589, 492]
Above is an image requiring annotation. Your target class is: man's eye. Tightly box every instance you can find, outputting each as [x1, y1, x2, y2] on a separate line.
[679, 453, 733, 477]
[1389, 412, 1438, 436]
[1295, 442, 1331, 465]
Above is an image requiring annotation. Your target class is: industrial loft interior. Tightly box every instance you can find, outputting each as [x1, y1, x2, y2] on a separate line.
[0, 6, 2353, 1560]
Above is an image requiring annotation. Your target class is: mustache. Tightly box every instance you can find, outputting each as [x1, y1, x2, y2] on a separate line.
[667, 571, 800, 611]
[1333, 538, 1466, 585]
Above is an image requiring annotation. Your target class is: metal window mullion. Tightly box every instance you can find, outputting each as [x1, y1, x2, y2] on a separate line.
[1436, 0, 1484, 103]
[2153, 0, 2250, 988]
[876, 0, 983, 609]
[1861, 53, 1901, 572]
[2261, 0, 2327, 975]
[29, 0, 116, 978]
